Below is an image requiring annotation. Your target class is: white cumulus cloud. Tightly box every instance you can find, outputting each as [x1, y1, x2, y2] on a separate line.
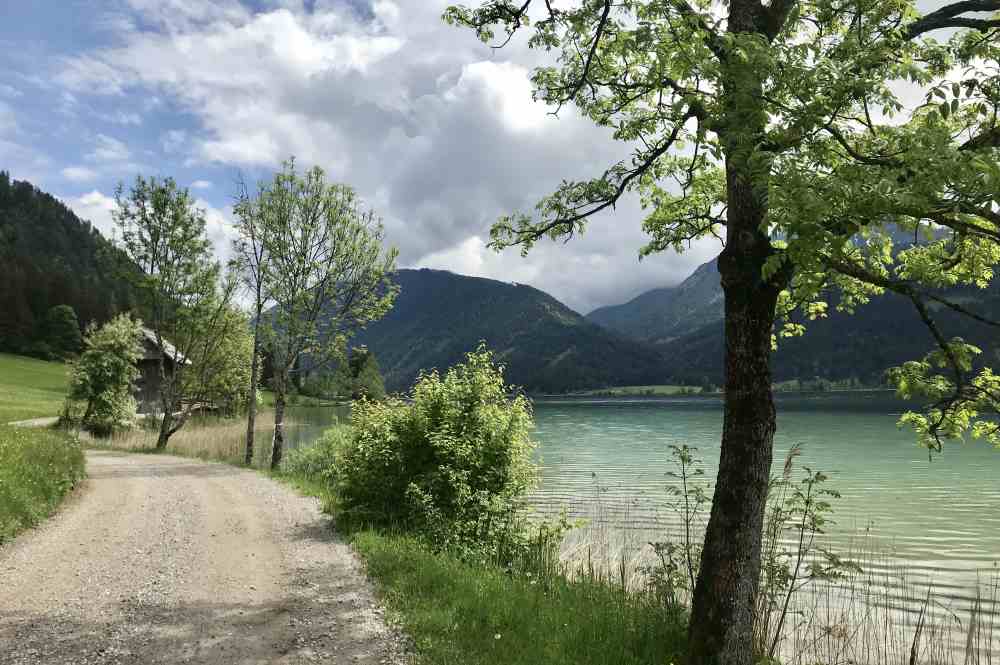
[57, 0, 716, 312]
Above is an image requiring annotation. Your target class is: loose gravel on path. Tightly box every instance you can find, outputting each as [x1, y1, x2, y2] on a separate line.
[0, 450, 411, 664]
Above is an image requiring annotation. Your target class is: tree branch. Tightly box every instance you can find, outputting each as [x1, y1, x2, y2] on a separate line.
[824, 256, 1000, 329]
[670, 0, 727, 60]
[905, 1, 1000, 40]
[494, 110, 696, 248]
[557, 0, 612, 105]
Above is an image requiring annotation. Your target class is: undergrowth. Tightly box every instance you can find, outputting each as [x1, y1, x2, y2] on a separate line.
[0, 425, 85, 543]
[353, 530, 687, 665]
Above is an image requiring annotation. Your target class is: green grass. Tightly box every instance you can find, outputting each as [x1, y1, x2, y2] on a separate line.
[276, 445, 687, 665]
[570, 384, 701, 397]
[352, 531, 687, 665]
[259, 389, 347, 408]
[0, 353, 71, 423]
[0, 426, 86, 543]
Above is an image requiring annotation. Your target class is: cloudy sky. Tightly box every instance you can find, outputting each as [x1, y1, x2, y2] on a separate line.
[0, 0, 725, 314]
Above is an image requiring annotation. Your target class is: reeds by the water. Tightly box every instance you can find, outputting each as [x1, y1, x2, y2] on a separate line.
[545, 480, 1000, 665]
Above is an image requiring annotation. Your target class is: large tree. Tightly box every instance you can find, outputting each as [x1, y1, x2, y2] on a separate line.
[43, 305, 83, 359]
[259, 160, 398, 470]
[445, 2, 1000, 663]
[113, 176, 239, 449]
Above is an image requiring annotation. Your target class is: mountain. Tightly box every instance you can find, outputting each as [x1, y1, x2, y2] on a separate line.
[342, 268, 679, 394]
[0, 172, 140, 356]
[586, 257, 722, 342]
[586, 252, 1000, 386]
[657, 282, 1000, 385]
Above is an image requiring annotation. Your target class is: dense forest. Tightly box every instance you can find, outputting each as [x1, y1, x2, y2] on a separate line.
[0, 172, 139, 357]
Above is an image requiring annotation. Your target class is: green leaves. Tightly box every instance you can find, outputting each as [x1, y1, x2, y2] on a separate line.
[66, 313, 143, 436]
[335, 346, 538, 559]
[254, 158, 399, 384]
[448, 2, 1000, 451]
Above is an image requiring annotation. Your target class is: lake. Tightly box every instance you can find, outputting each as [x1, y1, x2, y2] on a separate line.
[289, 392, 1000, 660]
[530, 394, 1000, 579]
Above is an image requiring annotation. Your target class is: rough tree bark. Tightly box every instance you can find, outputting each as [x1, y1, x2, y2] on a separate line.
[155, 354, 172, 450]
[688, 5, 785, 655]
[686, 189, 782, 663]
[156, 409, 173, 450]
[270, 387, 286, 470]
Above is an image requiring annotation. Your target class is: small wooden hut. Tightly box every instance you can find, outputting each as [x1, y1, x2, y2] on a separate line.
[135, 328, 188, 414]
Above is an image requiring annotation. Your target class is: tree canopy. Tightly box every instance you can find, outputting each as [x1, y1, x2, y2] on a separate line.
[445, 0, 1000, 447]
[254, 159, 398, 468]
[446, 2, 1000, 662]
[113, 175, 239, 448]
[67, 313, 143, 437]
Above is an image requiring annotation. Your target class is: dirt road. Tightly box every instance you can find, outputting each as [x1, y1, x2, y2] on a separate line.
[0, 451, 410, 664]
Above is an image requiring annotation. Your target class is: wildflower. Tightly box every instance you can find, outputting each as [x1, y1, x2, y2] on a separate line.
[494, 633, 501, 640]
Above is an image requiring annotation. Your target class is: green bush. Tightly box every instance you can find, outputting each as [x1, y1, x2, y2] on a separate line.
[334, 347, 537, 556]
[66, 313, 143, 436]
[281, 424, 352, 485]
[0, 426, 86, 543]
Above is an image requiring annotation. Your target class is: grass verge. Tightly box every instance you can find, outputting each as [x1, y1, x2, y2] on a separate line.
[567, 384, 703, 397]
[0, 426, 86, 543]
[352, 530, 686, 665]
[276, 432, 688, 665]
[0, 353, 70, 423]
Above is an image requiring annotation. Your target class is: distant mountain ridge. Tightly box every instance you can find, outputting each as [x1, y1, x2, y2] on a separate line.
[585, 249, 1000, 386]
[342, 268, 679, 394]
[587, 257, 722, 343]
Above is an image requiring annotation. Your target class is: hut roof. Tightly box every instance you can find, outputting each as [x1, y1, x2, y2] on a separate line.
[140, 328, 191, 365]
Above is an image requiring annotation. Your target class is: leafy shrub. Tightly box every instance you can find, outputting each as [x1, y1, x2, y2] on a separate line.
[0, 426, 86, 543]
[645, 444, 858, 660]
[65, 314, 143, 436]
[335, 347, 538, 556]
[281, 424, 352, 485]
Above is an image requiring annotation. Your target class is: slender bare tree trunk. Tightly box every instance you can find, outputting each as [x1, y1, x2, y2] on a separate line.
[156, 408, 173, 450]
[270, 388, 286, 470]
[155, 359, 174, 450]
[244, 321, 261, 466]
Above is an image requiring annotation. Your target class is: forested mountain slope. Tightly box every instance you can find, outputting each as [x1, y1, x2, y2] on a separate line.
[0, 172, 139, 355]
[586, 257, 722, 343]
[346, 269, 677, 393]
[587, 252, 1000, 386]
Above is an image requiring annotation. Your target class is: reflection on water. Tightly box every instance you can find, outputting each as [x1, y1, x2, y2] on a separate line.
[285, 404, 350, 450]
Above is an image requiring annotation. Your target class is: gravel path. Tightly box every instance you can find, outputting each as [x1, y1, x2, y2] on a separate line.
[0, 450, 411, 664]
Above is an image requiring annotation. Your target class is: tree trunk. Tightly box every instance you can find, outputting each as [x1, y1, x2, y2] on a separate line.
[687, 156, 783, 665]
[156, 409, 173, 450]
[270, 389, 286, 470]
[244, 322, 261, 466]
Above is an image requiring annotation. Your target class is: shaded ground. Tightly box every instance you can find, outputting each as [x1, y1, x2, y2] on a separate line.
[0, 450, 410, 664]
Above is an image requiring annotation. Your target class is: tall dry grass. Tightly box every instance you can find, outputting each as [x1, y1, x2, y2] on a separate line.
[96, 410, 296, 468]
